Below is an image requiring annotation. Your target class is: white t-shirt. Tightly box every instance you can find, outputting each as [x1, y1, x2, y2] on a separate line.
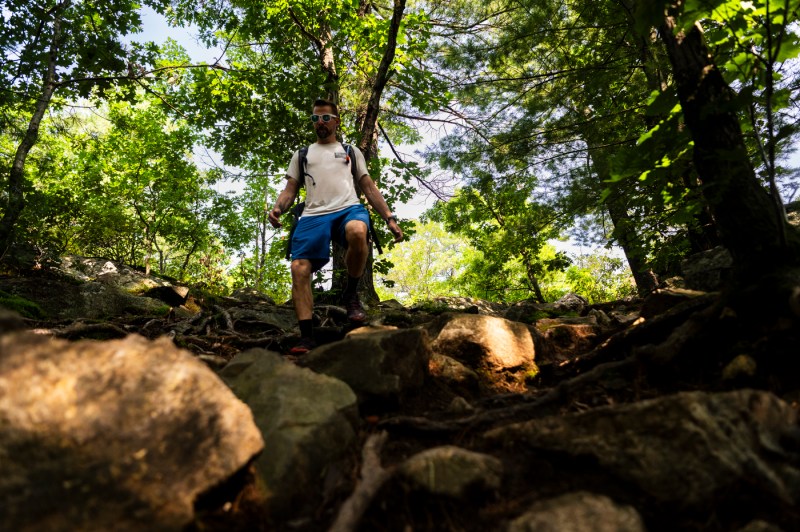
[286, 142, 369, 217]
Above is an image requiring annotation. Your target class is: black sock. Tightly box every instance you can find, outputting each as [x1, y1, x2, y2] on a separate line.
[344, 275, 360, 297]
[299, 319, 313, 339]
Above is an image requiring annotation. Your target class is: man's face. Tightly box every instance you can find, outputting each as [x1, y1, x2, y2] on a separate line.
[312, 106, 338, 139]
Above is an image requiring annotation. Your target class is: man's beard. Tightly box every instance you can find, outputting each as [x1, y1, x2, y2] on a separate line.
[315, 125, 330, 138]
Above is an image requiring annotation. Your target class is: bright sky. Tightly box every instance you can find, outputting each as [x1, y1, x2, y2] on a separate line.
[130, 7, 221, 63]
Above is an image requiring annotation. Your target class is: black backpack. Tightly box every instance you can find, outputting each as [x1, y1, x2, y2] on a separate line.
[284, 143, 383, 260]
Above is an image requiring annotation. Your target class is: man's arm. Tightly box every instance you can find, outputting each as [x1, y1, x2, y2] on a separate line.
[358, 174, 404, 243]
[268, 178, 301, 228]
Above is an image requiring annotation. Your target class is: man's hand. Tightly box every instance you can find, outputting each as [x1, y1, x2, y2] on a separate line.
[268, 207, 283, 228]
[387, 218, 403, 243]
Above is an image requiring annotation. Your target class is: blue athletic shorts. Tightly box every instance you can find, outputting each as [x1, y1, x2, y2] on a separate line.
[291, 204, 371, 271]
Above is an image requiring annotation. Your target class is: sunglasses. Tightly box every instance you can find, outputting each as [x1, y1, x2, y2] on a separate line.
[310, 114, 338, 123]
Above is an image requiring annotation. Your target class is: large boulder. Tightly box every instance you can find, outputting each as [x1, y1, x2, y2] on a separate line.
[220, 348, 359, 519]
[56, 255, 174, 293]
[0, 333, 264, 531]
[0, 277, 168, 320]
[299, 327, 431, 400]
[425, 313, 537, 372]
[485, 390, 800, 511]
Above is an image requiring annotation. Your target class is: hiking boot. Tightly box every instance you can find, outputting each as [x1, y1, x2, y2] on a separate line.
[342, 293, 367, 323]
[289, 337, 317, 355]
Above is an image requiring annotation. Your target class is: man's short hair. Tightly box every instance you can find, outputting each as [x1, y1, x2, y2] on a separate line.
[313, 99, 338, 115]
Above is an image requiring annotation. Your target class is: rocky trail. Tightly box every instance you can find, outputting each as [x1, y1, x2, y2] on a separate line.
[1, 255, 799, 531]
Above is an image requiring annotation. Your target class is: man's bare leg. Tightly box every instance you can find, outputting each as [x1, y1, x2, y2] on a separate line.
[291, 259, 314, 320]
[290, 259, 316, 353]
[342, 220, 369, 322]
[344, 220, 369, 276]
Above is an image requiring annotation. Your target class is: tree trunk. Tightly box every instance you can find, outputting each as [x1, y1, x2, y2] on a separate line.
[357, 0, 406, 161]
[331, 0, 407, 304]
[682, 168, 721, 253]
[0, 4, 67, 259]
[519, 249, 546, 303]
[586, 137, 660, 295]
[659, 12, 800, 273]
[604, 196, 660, 294]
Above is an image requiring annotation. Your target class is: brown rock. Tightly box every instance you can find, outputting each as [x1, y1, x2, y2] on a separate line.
[507, 491, 645, 532]
[485, 390, 799, 511]
[0, 332, 264, 531]
[425, 313, 536, 371]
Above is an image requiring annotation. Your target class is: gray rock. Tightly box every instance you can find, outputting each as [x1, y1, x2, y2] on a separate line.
[425, 313, 536, 371]
[680, 246, 733, 291]
[77, 281, 169, 319]
[399, 446, 503, 498]
[412, 296, 504, 316]
[378, 299, 406, 310]
[430, 353, 480, 395]
[587, 308, 612, 327]
[505, 293, 589, 323]
[230, 287, 276, 305]
[57, 255, 173, 293]
[447, 396, 475, 415]
[226, 306, 298, 332]
[220, 348, 358, 518]
[0, 278, 168, 320]
[485, 390, 800, 510]
[504, 300, 546, 323]
[0, 332, 264, 531]
[507, 491, 645, 532]
[552, 292, 589, 313]
[300, 327, 431, 399]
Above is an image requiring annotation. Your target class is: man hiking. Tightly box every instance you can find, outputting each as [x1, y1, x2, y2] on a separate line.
[268, 99, 403, 354]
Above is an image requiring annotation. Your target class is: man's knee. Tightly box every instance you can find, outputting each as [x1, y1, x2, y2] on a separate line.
[345, 220, 368, 245]
[291, 259, 312, 281]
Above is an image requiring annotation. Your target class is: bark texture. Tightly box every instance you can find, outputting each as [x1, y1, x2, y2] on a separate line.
[659, 14, 800, 273]
[0, 3, 67, 258]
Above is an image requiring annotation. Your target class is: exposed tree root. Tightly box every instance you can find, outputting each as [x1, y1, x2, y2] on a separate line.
[379, 358, 636, 436]
[329, 432, 394, 532]
[549, 292, 719, 380]
[54, 321, 130, 340]
[214, 305, 235, 332]
[634, 299, 724, 365]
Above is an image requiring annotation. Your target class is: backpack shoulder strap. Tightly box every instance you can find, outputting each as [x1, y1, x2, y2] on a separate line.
[342, 143, 362, 193]
[296, 146, 309, 187]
